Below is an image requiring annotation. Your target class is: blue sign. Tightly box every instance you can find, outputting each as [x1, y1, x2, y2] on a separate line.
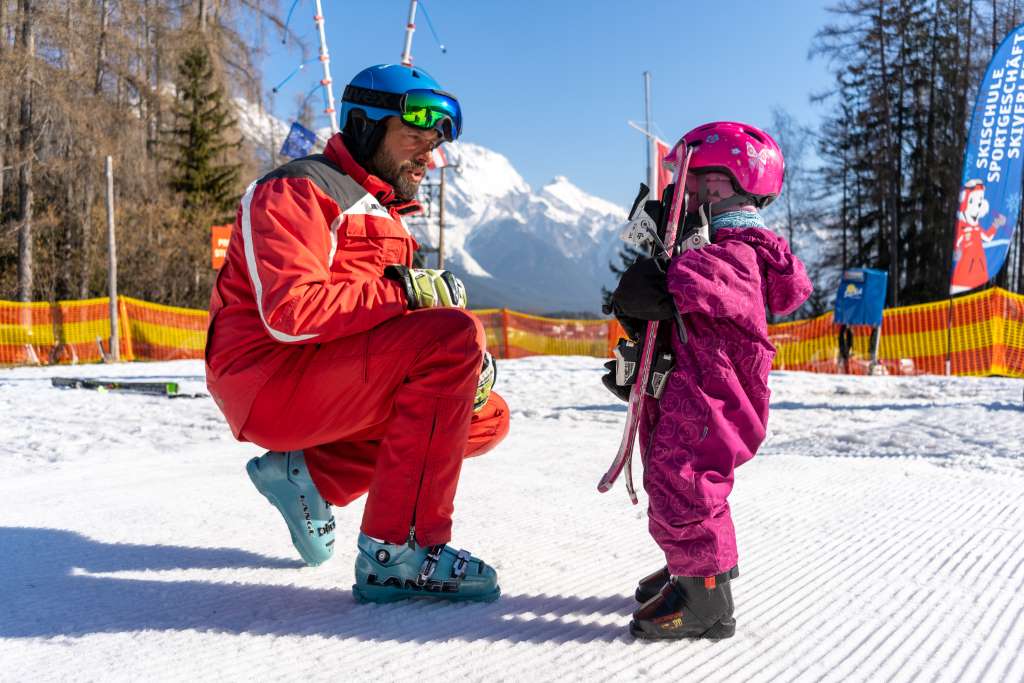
[952, 22, 1024, 294]
[280, 122, 318, 159]
[835, 268, 888, 327]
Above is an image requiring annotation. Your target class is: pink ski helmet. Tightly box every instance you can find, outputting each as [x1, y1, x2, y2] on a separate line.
[675, 121, 785, 209]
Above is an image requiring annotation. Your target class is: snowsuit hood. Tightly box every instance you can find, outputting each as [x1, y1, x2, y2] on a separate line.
[716, 227, 813, 318]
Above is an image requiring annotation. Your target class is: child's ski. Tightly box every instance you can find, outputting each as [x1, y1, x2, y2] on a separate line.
[598, 141, 693, 503]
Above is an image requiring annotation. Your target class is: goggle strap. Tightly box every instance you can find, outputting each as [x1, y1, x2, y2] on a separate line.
[343, 85, 455, 115]
[342, 85, 404, 111]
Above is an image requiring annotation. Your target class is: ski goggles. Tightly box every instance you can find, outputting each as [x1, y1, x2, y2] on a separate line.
[342, 85, 462, 141]
[400, 89, 462, 140]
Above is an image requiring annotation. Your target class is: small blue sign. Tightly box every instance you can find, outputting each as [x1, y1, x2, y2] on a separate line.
[835, 268, 888, 327]
[280, 122, 317, 159]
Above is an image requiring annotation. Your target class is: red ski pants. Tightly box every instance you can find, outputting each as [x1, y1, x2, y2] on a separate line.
[240, 308, 510, 546]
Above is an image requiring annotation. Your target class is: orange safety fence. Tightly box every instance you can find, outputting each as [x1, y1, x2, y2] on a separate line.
[767, 287, 1024, 377]
[0, 296, 207, 365]
[473, 309, 618, 359]
[1, 288, 1022, 377]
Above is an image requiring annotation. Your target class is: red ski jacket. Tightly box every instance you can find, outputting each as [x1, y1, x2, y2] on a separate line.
[206, 134, 422, 435]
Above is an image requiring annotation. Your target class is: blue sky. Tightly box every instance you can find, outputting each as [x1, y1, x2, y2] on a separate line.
[259, 1, 837, 207]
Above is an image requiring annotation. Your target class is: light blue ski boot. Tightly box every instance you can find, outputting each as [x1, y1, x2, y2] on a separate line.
[246, 450, 335, 566]
[352, 532, 500, 603]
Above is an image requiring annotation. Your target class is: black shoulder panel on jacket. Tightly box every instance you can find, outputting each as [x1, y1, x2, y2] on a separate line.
[257, 154, 367, 212]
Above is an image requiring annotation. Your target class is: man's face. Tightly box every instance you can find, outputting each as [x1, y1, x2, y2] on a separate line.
[367, 117, 439, 200]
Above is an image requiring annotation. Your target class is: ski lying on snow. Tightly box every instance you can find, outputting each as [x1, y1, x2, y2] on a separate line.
[51, 377, 198, 398]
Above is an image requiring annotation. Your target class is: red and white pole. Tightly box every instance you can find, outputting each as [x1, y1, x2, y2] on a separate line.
[313, 0, 339, 135]
[400, 0, 418, 67]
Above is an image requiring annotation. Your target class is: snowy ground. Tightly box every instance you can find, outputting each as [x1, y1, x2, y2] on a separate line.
[1, 357, 1022, 682]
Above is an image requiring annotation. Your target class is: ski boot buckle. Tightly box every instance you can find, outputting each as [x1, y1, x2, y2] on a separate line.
[417, 545, 445, 586]
[452, 550, 471, 579]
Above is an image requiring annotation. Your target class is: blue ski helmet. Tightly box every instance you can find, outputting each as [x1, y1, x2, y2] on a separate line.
[340, 64, 462, 162]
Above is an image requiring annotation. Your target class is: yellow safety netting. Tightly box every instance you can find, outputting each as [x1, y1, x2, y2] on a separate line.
[764, 287, 1024, 377]
[2, 288, 1021, 377]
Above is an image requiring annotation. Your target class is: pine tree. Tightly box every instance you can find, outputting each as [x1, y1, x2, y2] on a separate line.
[602, 243, 644, 311]
[166, 44, 241, 220]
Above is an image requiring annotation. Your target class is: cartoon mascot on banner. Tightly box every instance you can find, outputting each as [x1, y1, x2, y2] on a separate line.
[950, 179, 1006, 294]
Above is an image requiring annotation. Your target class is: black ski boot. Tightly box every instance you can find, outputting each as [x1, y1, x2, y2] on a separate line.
[635, 566, 670, 603]
[630, 566, 739, 640]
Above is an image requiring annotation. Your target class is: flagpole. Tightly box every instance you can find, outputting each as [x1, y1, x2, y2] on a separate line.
[438, 166, 446, 269]
[643, 72, 657, 195]
[627, 120, 656, 139]
[105, 156, 120, 362]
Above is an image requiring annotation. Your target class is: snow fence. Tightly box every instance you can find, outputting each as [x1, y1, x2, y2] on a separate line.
[1, 288, 1022, 377]
[765, 287, 1024, 376]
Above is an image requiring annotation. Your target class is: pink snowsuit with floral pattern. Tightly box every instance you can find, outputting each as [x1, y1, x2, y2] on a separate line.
[639, 226, 812, 577]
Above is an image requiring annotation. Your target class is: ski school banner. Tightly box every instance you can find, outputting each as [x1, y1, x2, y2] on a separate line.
[952, 23, 1024, 294]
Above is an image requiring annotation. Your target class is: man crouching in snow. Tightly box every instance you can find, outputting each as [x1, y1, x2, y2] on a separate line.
[205, 64, 509, 603]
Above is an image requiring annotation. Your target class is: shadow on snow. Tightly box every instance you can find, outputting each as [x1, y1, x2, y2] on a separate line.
[1, 527, 633, 643]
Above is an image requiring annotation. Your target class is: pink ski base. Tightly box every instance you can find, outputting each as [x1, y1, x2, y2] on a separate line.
[597, 143, 692, 502]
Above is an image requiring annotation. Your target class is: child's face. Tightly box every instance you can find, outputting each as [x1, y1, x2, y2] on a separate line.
[685, 171, 735, 206]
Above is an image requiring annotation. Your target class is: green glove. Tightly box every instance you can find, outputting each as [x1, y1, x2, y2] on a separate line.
[474, 351, 496, 412]
[385, 265, 468, 310]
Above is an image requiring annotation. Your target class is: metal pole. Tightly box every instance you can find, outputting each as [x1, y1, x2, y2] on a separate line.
[945, 294, 954, 375]
[869, 322, 882, 373]
[401, 0, 418, 67]
[105, 155, 120, 362]
[313, 0, 338, 135]
[438, 166, 446, 269]
[643, 71, 657, 194]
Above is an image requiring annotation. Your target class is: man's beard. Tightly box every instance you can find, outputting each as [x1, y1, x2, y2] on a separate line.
[367, 144, 426, 200]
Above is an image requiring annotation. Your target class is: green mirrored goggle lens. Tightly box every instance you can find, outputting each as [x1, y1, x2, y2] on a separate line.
[401, 107, 446, 129]
[404, 91, 457, 116]
[400, 90, 461, 139]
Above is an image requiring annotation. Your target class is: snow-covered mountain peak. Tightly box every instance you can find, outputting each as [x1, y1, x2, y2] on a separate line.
[540, 175, 625, 219]
[443, 142, 529, 215]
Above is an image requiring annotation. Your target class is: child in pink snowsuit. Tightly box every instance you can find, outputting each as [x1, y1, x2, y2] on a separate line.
[607, 121, 812, 640]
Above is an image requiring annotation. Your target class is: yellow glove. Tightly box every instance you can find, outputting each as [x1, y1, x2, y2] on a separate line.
[474, 352, 496, 412]
[385, 265, 468, 310]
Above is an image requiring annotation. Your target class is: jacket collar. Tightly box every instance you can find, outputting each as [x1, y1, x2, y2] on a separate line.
[325, 133, 422, 216]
